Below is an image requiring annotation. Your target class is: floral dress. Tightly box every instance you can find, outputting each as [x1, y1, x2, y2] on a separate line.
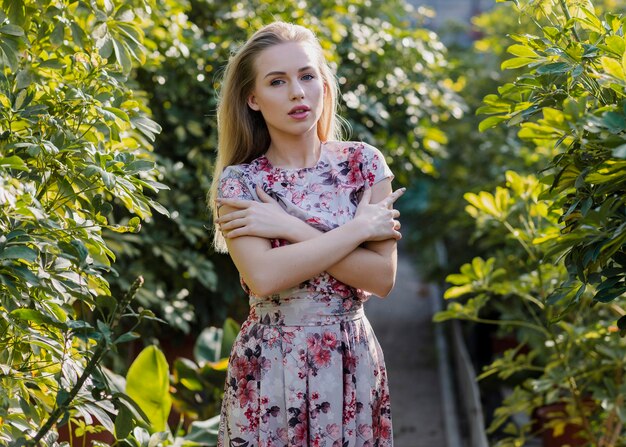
[216, 141, 394, 447]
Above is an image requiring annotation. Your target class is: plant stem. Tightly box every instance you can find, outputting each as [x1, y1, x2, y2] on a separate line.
[558, 0, 581, 42]
[27, 341, 107, 446]
[26, 276, 144, 446]
[467, 316, 551, 336]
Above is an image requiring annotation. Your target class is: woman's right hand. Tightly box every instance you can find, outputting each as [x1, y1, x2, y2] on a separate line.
[216, 185, 298, 239]
[354, 187, 404, 241]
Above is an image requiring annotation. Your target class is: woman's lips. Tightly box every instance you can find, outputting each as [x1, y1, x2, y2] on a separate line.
[289, 105, 310, 119]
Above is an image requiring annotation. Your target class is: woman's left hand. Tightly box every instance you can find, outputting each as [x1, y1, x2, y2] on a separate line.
[216, 185, 297, 239]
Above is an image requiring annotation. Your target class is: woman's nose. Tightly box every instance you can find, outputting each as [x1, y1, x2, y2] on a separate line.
[290, 82, 305, 100]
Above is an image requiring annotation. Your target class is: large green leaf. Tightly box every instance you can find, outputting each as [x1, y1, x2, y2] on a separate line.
[125, 345, 171, 432]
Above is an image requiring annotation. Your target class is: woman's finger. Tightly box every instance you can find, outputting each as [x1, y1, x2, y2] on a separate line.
[382, 187, 406, 208]
[359, 187, 372, 205]
[216, 209, 247, 224]
[392, 209, 401, 218]
[220, 217, 247, 231]
[256, 185, 277, 203]
[215, 197, 253, 209]
[393, 220, 401, 230]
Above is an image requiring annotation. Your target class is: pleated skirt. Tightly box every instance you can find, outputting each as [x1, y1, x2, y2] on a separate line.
[217, 299, 393, 447]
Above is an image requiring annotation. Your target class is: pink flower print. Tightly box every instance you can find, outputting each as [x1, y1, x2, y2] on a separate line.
[326, 423, 340, 439]
[277, 427, 289, 442]
[367, 171, 376, 186]
[292, 190, 306, 205]
[306, 334, 322, 353]
[236, 378, 257, 407]
[332, 281, 352, 298]
[244, 406, 259, 431]
[257, 157, 272, 172]
[319, 191, 333, 210]
[347, 166, 364, 185]
[342, 298, 354, 311]
[294, 422, 308, 444]
[311, 391, 320, 400]
[310, 182, 323, 192]
[221, 178, 243, 198]
[231, 356, 250, 380]
[313, 348, 331, 368]
[374, 417, 392, 440]
[322, 331, 338, 349]
[344, 351, 358, 374]
[358, 424, 373, 440]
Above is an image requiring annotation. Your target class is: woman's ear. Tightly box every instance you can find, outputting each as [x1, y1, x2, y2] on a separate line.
[247, 94, 260, 111]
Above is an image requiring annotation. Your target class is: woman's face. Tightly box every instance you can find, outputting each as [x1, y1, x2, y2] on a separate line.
[248, 41, 325, 140]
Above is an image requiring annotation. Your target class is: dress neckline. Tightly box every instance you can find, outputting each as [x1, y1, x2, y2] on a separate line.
[259, 141, 327, 173]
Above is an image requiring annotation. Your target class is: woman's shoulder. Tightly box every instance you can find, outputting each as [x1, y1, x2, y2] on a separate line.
[324, 140, 385, 161]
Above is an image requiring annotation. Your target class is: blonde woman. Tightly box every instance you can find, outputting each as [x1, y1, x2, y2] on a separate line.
[209, 21, 403, 447]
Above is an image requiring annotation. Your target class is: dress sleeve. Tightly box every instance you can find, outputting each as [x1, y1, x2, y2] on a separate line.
[217, 165, 255, 201]
[361, 143, 394, 187]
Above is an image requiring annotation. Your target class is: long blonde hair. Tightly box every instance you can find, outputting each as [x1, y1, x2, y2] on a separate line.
[209, 21, 342, 252]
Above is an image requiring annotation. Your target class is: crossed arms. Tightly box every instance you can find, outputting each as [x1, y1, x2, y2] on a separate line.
[216, 178, 404, 298]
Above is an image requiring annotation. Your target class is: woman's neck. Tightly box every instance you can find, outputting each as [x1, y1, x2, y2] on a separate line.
[264, 130, 322, 169]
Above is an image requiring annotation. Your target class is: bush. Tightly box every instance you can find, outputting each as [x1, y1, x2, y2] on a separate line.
[437, 1, 626, 444]
[0, 0, 165, 443]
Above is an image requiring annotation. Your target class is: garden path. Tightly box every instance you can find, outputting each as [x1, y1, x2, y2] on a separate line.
[365, 249, 446, 447]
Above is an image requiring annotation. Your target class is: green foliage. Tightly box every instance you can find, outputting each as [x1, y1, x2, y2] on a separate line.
[0, 0, 166, 443]
[438, 1, 626, 444]
[118, 320, 238, 446]
[126, 346, 172, 432]
[404, 3, 551, 280]
[480, 0, 626, 305]
[171, 318, 240, 422]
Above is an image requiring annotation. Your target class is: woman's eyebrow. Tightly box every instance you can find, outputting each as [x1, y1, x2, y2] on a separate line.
[263, 66, 315, 78]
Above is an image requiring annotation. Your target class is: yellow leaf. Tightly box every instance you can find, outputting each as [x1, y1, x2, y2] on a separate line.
[207, 358, 229, 371]
[601, 56, 625, 80]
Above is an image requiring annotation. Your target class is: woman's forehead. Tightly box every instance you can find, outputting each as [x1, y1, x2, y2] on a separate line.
[254, 42, 319, 77]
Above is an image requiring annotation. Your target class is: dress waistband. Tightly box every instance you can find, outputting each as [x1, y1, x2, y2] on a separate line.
[249, 298, 364, 326]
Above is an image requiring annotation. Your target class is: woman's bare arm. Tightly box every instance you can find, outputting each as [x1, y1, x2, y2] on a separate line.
[217, 180, 402, 296]
[218, 188, 402, 297]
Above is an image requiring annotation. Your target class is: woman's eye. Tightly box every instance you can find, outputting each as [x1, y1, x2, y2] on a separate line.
[302, 74, 314, 81]
[270, 79, 284, 86]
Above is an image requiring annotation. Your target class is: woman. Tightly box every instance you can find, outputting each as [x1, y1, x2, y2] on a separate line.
[209, 21, 403, 447]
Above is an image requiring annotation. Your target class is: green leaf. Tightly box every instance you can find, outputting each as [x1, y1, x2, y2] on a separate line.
[10, 309, 57, 325]
[536, 62, 570, 74]
[0, 38, 19, 70]
[115, 331, 140, 344]
[443, 284, 474, 299]
[0, 245, 38, 262]
[125, 345, 171, 431]
[111, 37, 132, 74]
[501, 57, 537, 70]
[617, 315, 626, 337]
[130, 116, 162, 141]
[114, 404, 134, 439]
[601, 56, 625, 80]
[194, 327, 222, 363]
[0, 155, 28, 171]
[220, 318, 240, 359]
[507, 44, 537, 58]
[184, 415, 220, 445]
[0, 24, 24, 36]
[478, 115, 508, 132]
